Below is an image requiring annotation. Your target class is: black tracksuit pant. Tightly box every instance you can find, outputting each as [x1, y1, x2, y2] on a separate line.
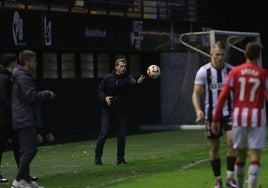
[15, 127, 37, 182]
[95, 107, 127, 160]
[0, 126, 20, 171]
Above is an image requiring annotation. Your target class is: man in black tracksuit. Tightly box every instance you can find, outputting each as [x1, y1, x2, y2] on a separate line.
[95, 58, 145, 165]
[11, 50, 56, 187]
[0, 54, 19, 183]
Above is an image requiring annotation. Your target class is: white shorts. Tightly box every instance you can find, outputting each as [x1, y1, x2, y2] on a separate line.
[232, 125, 266, 149]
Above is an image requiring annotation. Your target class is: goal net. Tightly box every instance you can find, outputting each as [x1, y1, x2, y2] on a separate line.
[161, 30, 261, 127]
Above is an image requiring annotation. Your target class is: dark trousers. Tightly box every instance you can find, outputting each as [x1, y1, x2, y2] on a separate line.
[16, 127, 37, 182]
[0, 126, 9, 172]
[0, 126, 20, 172]
[95, 108, 127, 159]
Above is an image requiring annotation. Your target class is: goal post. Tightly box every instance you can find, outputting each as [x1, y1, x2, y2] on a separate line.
[160, 30, 262, 129]
[178, 29, 262, 66]
[143, 30, 262, 131]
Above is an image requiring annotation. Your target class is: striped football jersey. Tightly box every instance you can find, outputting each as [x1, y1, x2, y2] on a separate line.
[194, 62, 233, 120]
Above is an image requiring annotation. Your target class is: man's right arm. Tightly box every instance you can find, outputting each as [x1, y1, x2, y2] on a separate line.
[192, 84, 204, 123]
[20, 77, 53, 103]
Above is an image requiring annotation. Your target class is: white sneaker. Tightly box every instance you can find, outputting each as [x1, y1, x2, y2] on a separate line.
[11, 179, 44, 188]
[30, 181, 44, 188]
[11, 179, 29, 188]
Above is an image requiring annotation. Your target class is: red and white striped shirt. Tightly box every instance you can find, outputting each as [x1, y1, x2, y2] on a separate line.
[213, 62, 268, 127]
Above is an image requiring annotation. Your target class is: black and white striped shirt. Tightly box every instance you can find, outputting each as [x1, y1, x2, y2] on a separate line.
[194, 62, 233, 120]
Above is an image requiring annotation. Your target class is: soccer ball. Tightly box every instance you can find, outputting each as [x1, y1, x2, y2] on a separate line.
[147, 65, 160, 79]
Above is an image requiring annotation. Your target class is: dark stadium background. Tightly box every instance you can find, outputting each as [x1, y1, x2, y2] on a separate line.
[0, 0, 267, 143]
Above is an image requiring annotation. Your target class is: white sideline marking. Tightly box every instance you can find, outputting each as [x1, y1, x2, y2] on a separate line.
[179, 124, 205, 130]
[86, 159, 209, 187]
[51, 164, 85, 167]
[139, 124, 205, 131]
[86, 177, 127, 188]
[179, 158, 208, 171]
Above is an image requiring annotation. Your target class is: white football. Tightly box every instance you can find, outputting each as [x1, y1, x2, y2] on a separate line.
[147, 65, 160, 79]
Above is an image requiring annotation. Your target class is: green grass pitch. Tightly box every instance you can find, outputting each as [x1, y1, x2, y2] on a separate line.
[1, 129, 268, 187]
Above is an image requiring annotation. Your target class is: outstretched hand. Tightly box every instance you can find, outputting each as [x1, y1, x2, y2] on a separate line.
[137, 75, 146, 84]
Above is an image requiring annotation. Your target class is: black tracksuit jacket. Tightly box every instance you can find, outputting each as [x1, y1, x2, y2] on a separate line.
[12, 65, 52, 130]
[97, 70, 137, 110]
[0, 65, 12, 128]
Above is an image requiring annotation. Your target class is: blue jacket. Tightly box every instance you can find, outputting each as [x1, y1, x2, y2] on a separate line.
[97, 70, 137, 109]
[0, 65, 12, 128]
[12, 65, 52, 130]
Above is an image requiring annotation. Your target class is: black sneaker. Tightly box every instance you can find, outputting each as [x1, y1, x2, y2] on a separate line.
[117, 158, 127, 165]
[0, 175, 8, 183]
[30, 176, 38, 181]
[95, 158, 102, 165]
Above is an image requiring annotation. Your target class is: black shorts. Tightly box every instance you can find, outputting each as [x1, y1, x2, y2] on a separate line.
[205, 115, 232, 140]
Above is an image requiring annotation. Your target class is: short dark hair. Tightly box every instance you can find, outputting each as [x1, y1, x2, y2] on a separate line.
[1, 53, 17, 67]
[115, 58, 127, 66]
[245, 42, 262, 60]
[19, 50, 36, 66]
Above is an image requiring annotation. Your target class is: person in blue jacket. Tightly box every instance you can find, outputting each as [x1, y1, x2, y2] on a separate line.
[95, 58, 145, 165]
[11, 50, 56, 188]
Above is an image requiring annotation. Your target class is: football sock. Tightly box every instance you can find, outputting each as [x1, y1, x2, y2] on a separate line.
[235, 161, 245, 188]
[248, 161, 260, 188]
[227, 156, 236, 178]
[227, 170, 234, 179]
[211, 158, 221, 178]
